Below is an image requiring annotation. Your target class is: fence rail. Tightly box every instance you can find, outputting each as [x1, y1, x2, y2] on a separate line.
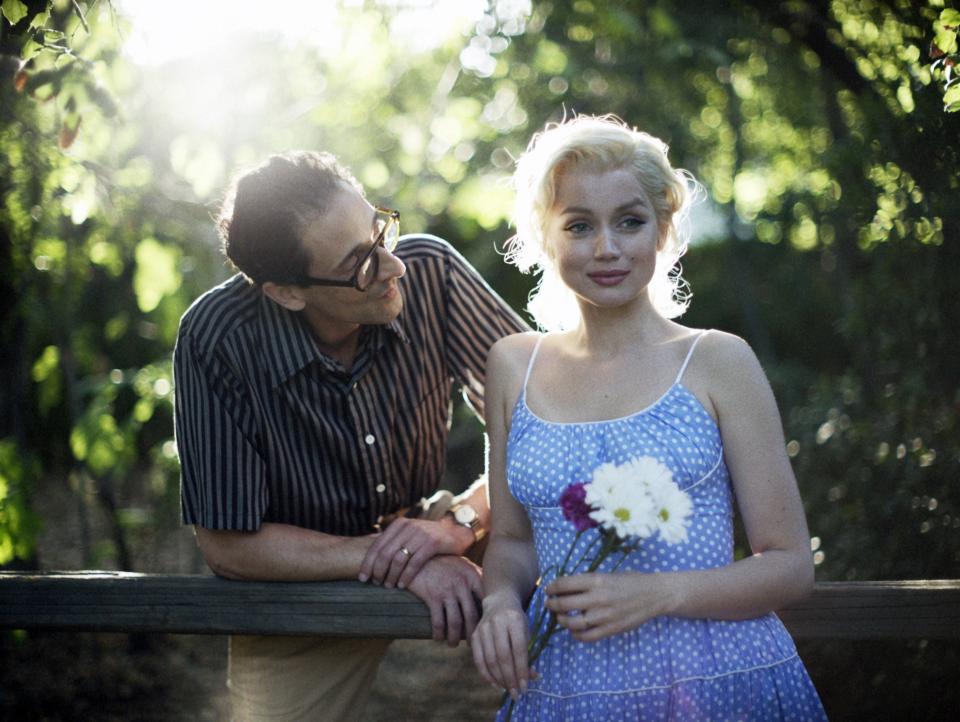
[1, 573, 958, 640]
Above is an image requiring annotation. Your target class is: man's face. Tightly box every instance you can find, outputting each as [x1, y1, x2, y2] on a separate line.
[294, 182, 406, 334]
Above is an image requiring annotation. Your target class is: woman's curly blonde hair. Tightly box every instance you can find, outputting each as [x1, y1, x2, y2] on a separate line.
[506, 114, 700, 330]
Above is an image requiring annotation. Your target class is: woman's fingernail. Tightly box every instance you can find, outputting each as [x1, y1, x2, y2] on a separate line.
[358, 574, 368, 582]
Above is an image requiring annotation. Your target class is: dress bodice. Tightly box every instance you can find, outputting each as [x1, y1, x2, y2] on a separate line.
[507, 381, 734, 578]
[497, 331, 828, 721]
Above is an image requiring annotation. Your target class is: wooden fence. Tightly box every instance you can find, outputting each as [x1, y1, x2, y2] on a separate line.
[1, 573, 959, 640]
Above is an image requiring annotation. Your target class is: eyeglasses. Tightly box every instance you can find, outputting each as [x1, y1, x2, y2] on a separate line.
[295, 207, 400, 292]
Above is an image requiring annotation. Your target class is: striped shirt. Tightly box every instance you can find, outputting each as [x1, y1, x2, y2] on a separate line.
[175, 235, 528, 536]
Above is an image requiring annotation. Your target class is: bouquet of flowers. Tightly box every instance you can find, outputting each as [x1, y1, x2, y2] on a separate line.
[508, 455, 692, 718]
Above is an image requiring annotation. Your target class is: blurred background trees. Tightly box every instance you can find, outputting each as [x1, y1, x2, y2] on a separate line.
[1, 0, 958, 719]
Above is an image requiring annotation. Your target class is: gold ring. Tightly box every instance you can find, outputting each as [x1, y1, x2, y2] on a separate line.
[399, 546, 412, 558]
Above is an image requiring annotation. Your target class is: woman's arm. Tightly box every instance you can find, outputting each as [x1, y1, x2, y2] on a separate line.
[471, 335, 540, 698]
[547, 332, 815, 641]
[674, 332, 814, 614]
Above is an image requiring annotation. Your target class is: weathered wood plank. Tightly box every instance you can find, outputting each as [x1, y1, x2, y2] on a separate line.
[1, 573, 959, 640]
[0, 572, 433, 638]
[778, 579, 960, 639]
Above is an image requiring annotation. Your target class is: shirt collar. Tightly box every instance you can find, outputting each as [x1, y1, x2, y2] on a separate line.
[384, 315, 410, 346]
[258, 293, 410, 388]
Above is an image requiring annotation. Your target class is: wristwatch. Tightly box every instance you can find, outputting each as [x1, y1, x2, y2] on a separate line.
[449, 503, 486, 543]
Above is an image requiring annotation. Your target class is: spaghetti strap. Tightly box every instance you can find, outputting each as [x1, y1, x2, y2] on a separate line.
[674, 330, 708, 384]
[522, 334, 546, 397]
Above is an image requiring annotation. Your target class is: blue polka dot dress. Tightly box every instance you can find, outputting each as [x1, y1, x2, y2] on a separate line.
[497, 332, 828, 721]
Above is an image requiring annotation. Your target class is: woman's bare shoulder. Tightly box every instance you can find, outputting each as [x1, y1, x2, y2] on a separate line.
[690, 330, 777, 420]
[486, 332, 542, 424]
[695, 329, 760, 371]
[488, 331, 542, 371]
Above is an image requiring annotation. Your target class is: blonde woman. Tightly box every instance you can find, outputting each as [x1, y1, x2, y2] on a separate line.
[471, 115, 827, 721]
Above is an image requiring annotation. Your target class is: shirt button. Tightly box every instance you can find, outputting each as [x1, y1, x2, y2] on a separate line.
[375, 484, 386, 493]
[364, 434, 376, 445]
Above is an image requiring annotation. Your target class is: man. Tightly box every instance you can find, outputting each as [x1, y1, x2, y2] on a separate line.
[173, 150, 527, 721]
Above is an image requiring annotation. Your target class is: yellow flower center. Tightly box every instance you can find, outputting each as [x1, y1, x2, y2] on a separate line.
[659, 508, 670, 522]
[614, 507, 631, 522]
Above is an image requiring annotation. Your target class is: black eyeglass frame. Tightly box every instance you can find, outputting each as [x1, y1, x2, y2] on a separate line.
[293, 206, 400, 291]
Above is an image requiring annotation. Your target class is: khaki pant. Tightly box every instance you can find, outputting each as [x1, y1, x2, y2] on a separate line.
[228, 635, 392, 722]
[227, 488, 482, 722]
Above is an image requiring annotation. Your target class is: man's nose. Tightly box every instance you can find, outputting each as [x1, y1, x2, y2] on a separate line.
[378, 246, 406, 280]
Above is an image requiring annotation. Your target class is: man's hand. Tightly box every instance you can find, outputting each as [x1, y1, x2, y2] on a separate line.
[358, 516, 473, 589]
[405, 555, 483, 647]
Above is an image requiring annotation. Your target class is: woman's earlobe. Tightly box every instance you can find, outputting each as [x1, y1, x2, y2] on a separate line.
[262, 281, 307, 312]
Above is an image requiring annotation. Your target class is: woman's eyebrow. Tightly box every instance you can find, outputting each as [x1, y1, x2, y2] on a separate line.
[559, 197, 650, 215]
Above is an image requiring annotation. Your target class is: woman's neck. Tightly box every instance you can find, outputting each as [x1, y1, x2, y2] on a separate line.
[572, 295, 673, 356]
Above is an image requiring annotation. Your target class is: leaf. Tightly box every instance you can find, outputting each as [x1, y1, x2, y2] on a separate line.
[19, 36, 42, 62]
[935, 25, 959, 55]
[944, 83, 960, 111]
[134, 238, 182, 313]
[27, 8, 48, 30]
[940, 9, 960, 28]
[21, 65, 72, 95]
[1, 0, 29, 26]
[59, 115, 82, 149]
[31, 345, 60, 383]
[897, 84, 915, 113]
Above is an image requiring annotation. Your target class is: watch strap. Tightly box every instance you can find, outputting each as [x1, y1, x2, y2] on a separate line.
[449, 503, 486, 543]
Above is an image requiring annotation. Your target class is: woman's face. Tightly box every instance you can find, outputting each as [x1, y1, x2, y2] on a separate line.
[543, 163, 662, 314]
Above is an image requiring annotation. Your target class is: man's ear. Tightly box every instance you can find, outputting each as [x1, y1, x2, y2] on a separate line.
[262, 281, 307, 312]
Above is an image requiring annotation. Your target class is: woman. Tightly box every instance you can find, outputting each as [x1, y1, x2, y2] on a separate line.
[472, 115, 827, 721]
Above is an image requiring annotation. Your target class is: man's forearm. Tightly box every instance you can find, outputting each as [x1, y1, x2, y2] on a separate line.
[196, 522, 376, 582]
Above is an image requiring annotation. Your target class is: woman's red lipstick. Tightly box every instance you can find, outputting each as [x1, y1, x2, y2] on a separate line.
[587, 270, 629, 286]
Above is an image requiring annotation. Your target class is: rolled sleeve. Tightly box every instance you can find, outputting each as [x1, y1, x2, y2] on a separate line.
[443, 245, 529, 417]
[174, 333, 268, 531]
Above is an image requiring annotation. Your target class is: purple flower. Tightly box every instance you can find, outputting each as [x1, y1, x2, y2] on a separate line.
[560, 482, 599, 532]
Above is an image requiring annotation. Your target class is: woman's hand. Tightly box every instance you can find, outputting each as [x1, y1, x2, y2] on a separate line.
[545, 571, 675, 642]
[471, 592, 535, 701]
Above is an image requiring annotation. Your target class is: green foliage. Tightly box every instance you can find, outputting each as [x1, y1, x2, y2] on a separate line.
[0, 439, 40, 565]
[1, 1, 958, 712]
[932, 7, 960, 111]
[133, 238, 181, 314]
[1, 0, 29, 26]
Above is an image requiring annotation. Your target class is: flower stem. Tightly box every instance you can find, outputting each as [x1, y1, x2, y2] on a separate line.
[557, 529, 584, 575]
[567, 532, 602, 575]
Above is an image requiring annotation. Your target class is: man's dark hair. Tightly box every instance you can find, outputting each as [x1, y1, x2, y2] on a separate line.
[217, 151, 364, 285]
